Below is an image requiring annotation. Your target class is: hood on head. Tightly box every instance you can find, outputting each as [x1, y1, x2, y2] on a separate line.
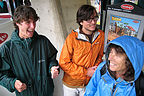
[105, 36, 144, 81]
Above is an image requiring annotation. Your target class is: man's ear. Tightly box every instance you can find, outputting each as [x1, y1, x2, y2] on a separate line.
[80, 22, 83, 25]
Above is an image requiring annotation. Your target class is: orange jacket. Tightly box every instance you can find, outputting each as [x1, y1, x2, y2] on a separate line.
[59, 28, 105, 88]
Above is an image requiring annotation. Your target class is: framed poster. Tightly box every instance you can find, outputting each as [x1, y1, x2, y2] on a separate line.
[104, 10, 144, 48]
[107, 14, 141, 41]
[104, 2, 144, 51]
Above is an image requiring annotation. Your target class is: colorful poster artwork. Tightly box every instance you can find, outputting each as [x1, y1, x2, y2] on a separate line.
[108, 15, 141, 42]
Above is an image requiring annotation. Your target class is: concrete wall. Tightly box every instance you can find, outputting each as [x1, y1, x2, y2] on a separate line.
[31, 0, 87, 96]
[60, 0, 88, 34]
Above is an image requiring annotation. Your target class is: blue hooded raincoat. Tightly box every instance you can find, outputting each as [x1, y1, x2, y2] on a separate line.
[84, 36, 144, 96]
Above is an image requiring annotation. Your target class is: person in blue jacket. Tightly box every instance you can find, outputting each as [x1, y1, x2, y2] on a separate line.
[84, 36, 144, 96]
[0, 5, 59, 96]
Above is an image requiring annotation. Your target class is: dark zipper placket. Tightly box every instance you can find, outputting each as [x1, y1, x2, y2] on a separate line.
[111, 82, 117, 96]
[24, 39, 37, 89]
[90, 41, 99, 66]
[110, 79, 123, 96]
[90, 44, 93, 66]
[106, 71, 124, 96]
[25, 39, 35, 75]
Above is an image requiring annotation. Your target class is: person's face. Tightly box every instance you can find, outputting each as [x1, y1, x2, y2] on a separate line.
[16, 19, 36, 39]
[108, 48, 127, 73]
[80, 11, 98, 34]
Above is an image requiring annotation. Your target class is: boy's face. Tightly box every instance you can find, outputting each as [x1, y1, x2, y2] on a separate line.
[16, 19, 36, 39]
[80, 11, 98, 34]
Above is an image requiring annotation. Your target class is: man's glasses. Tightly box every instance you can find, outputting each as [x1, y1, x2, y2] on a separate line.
[85, 16, 99, 23]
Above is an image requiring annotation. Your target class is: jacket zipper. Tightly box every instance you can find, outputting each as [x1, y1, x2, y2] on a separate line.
[90, 44, 93, 66]
[111, 83, 117, 96]
[24, 39, 36, 87]
[110, 79, 123, 96]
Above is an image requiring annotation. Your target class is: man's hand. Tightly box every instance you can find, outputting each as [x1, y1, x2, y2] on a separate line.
[51, 66, 59, 79]
[87, 66, 97, 77]
[15, 80, 27, 92]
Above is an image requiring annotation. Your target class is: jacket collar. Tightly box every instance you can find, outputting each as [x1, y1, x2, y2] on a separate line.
[75, 28, 100, 43]
[11, 29, 38, 47]
[102, 70, 134, 85]
[11, 29, 38, 41]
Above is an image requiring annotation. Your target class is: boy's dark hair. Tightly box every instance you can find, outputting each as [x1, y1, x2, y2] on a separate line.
[76, 5, 98, 29]
[13, 5, 39, 29]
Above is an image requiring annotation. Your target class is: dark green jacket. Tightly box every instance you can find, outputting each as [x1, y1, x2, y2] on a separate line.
[0, 30, 58, 96]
